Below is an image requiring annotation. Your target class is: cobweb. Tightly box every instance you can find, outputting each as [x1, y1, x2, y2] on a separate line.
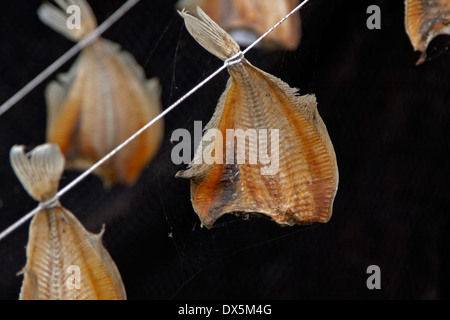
[1, 0, 449, 300]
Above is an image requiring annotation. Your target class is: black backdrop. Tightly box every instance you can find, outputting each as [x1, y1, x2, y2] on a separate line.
[0, 0, 449, 300]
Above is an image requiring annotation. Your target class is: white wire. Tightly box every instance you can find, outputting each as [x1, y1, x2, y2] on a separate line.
[0, 0, 311, 242]
[0, 0, 141, 117]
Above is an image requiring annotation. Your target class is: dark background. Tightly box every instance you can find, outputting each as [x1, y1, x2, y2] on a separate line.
[0, 0, 449, 300]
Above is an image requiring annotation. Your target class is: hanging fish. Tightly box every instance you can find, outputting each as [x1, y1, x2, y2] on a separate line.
[10, 143, 126, 300]
[38, 0, 164, 187]
[404, 0, 450, 65]
[176, 7, 338, 228]
[175, 0, 301, 50]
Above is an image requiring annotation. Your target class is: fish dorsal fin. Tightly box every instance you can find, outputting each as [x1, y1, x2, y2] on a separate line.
[38, 0, 98, 42]
[107, 40, 147, 81]
[10, 144, 65, 202]
[83, 225, 127, 299]
[259, 68, 319, 122]
[178, 6, 241, 61]
[101, 38, 163, 105]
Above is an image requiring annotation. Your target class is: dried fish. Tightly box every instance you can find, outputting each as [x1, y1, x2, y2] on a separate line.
[10, 143, 126, 300]
[176, 0, 301, 50]
[39, 0, 164, 186]
[405, 0, 450, 64]
[176, 8, 338, 228]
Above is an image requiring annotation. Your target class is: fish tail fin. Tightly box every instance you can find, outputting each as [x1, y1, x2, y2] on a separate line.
[37, 0, 97, 42]
[10, 144, 65, 202]
[178, 6, 241, 61]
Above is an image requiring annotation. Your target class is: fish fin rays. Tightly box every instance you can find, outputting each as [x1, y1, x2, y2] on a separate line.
[38, 0, 98, 42]
[9, 144, 65, 202]
[260, 69, 318, 121]
[104, 39, 147, 81]
[258, 68, 333, 149]
[69, 220, 127, 299]
[178, 6, 241, 60]
[102, 38, 164, 136]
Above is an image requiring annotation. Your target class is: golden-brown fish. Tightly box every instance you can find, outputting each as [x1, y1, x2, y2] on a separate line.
[176, 0, 301, 50]
[176, 8, 338, 228]
[39, 0, 164, 186]
[405, 0, 450, 64]
[10, 143, 126, 300]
